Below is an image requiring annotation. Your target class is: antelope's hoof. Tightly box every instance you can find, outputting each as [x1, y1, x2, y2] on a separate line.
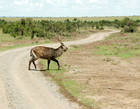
[47, 68, 49, 70]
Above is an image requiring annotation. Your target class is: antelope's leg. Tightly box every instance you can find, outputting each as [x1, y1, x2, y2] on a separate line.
[51, 58, 60, 70]
[47, 60, 51, 70]
[32, 58, 38, 70]
[28, 57, 38, 70]
[32, 61, 36, 69]
[28, 58, 33, 70]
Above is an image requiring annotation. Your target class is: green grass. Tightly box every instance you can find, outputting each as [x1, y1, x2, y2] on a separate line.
[0, 34, 30, 42]
[69, 45, 81, 51]
[41, 59, 65, 74]
[41, 59, 66, 81]
[61, 78, 98, 108]
[62, 79, 83, 98]
[96, 45, 140, 58]
[0, 30, 52, 52]
[0, 33, 14, 42]
[0, 29, 31, 42]
[81, 98, 99, 109]
[95, 32, 140, 58]
[0, 27, 89, 52]
[40, 59, 97, 108]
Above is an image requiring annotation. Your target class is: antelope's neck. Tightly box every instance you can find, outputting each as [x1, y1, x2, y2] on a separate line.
[55, 47, 64, 57]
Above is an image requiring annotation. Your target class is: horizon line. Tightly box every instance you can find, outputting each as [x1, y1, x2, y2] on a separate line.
[0, 15, 140, 18]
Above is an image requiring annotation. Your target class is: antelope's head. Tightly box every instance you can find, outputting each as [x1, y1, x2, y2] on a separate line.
[60, 42, 68, 52]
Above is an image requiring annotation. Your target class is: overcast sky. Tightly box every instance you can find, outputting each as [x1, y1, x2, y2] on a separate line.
[0, 0, 140, 17]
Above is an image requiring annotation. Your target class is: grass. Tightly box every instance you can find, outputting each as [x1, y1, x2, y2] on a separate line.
[0, 28, 91, 52]
[41, 59, 82, 90]
[0, 42, 41, 52]
[69, 45, 81, 51]
[39, 30, 140, 109]
[0, 38, 52, 52]
[41, 59, 65, 74]
[96, 45, 140, 58]
[40, 58, 97, 109]
[62, 79, 83, 98]
[61, 79, 98, 108]
[0, 29, 52, 52]
[81, 98, 98, 108]
[0, 29, 31, 42]
[0, 33, 14, 42]
[0, 35, 51, 52]
[2, 28, 138, 108]
[95, 32, 140, 58]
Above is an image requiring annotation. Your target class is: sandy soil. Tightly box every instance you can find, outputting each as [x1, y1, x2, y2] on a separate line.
[62, 42, 140, 109]
[0, 30, 117, 109]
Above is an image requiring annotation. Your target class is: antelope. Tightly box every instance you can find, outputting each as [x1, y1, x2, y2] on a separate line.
[28, 42, 68, 70]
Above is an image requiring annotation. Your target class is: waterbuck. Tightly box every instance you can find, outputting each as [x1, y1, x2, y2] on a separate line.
[28, 42, 68, 70]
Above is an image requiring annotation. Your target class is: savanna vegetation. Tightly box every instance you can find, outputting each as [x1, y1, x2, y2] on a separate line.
[0, 18, 104, 40]
[0, 17, 140, 41]
[40, 30, 140, 109]
[1, 16, 140, 21]
[36, 17, 140, 109]
[1, 16, 140, 109]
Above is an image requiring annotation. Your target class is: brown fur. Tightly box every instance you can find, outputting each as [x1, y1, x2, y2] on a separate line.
[28, 42, 68, 70]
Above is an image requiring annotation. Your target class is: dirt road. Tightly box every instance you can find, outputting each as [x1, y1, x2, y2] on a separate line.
[0, 30, 118, 109]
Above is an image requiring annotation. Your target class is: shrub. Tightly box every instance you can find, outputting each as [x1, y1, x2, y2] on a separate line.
[122, 25, 137, 33]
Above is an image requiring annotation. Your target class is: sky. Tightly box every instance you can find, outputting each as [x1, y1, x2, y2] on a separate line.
[0, 0, 140, 17]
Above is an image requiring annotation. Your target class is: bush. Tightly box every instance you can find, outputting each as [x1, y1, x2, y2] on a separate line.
[0, 17, 139, 39]
[122, 25, 137, 33]
[96, 24, 99, 29]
